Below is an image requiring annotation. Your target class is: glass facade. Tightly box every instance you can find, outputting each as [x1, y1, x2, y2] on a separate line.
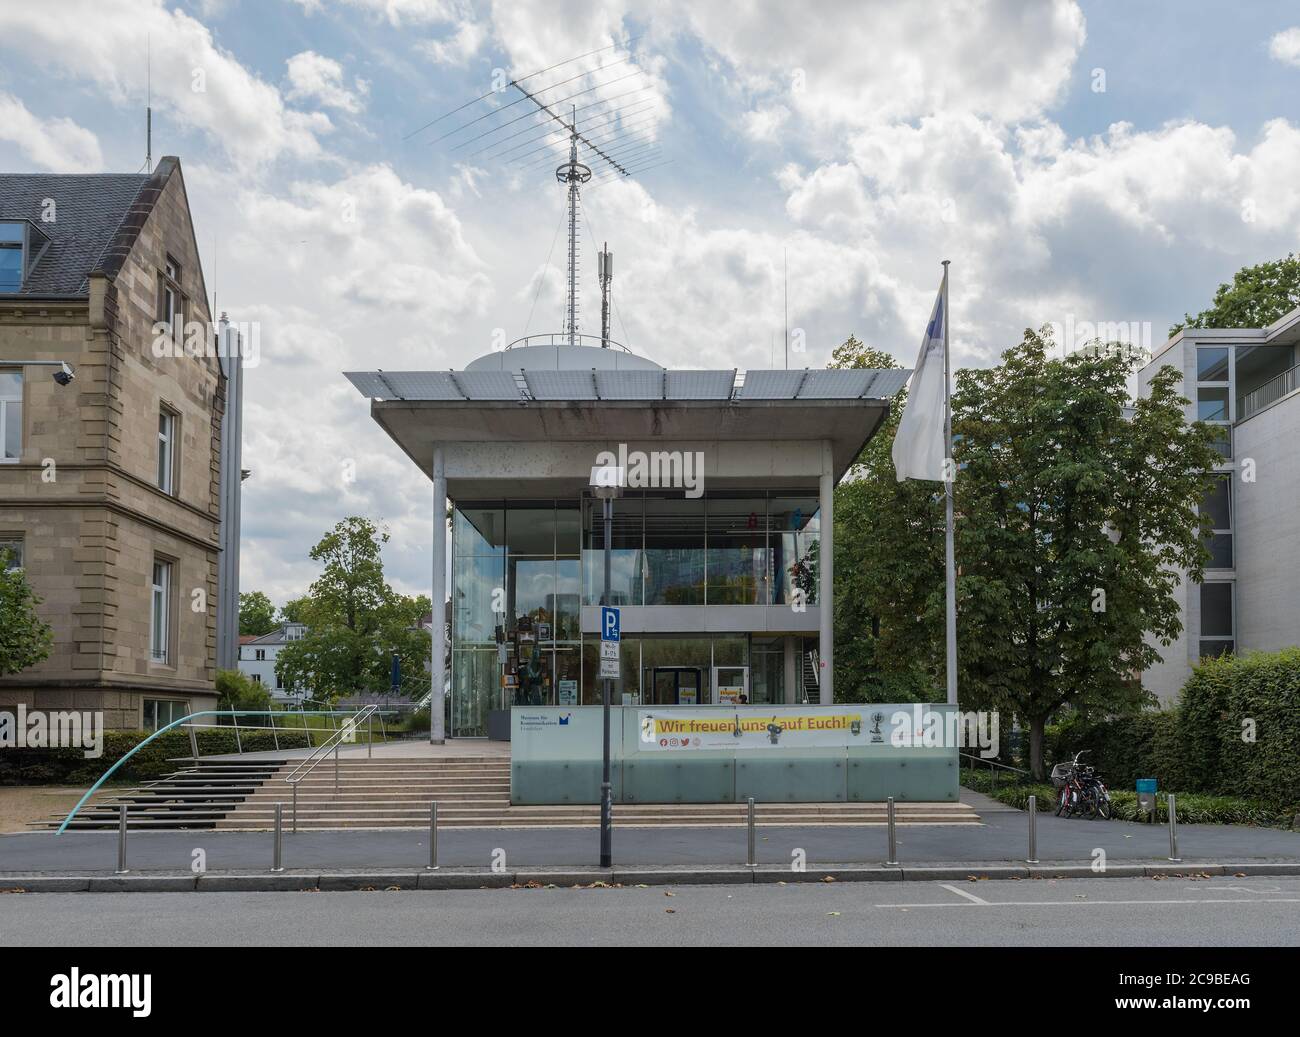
[450, 492, 818, 734]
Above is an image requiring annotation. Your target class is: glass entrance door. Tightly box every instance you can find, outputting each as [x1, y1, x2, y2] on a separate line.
[712, 665, 748, 705]
[646, 666, 703, 705]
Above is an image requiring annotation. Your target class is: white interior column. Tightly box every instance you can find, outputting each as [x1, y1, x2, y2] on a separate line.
[430, 445, 447, 744]
[818, 440, 834, 705]
[783, 635, 798, 704]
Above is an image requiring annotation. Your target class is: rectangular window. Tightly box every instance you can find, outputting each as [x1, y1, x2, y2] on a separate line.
[255, 648, 265, 661]
[1196, 347, 1230, 382]
[1197, 387, 1229, 422]
[0, 369, 22, 461]
[251, 673, 262, 684]
[142, 698, 189, 732]
[1200, 475, 1232, 570]
[1199, 581, 1234, 661]
[150, 559, 172, 663]
[157, 409, 176, 493]
[158, 257, 184, 339]
[0, 536, 23, 570]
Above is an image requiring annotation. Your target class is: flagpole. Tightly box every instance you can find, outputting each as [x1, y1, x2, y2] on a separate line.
[942, 260, 957, 707]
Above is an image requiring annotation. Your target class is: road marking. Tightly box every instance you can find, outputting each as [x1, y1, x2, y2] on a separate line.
[877, 897, 1300, 908]
[938, 883, 989, 905]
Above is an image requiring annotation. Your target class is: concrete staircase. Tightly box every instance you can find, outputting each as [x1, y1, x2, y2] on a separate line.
[218, 757, 981, 830]
[40, 760, 285, 831]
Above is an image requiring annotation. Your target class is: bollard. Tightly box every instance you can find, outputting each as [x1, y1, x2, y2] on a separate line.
[272, 802, 284, 873]
[426, 802, 439, 870]
[1167, 793, 1181, 862]
[188, 724, 199, 761]
[1026, 794, 1039, 864]
[746, 798, 757, 867]
[885, 797, 898, 866]
[115, 803, 129, 874]
[368, 714, 373, 760]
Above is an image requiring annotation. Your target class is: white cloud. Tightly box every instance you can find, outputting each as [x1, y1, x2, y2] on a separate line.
[0, 0, 332, 168]
[286, 51, 367, 114]
[418, 19, 487, 65]
[1269, 27, 1300, 67]
[291, 0, 461, 27]
[0, 93, 103, 171]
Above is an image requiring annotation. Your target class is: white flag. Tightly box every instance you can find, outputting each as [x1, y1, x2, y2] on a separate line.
[892, 282, 948, 482]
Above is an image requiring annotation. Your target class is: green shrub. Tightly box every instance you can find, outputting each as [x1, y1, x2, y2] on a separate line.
[0, 727, 312, 786]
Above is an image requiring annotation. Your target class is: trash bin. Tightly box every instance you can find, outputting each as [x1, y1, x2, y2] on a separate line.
[1136, 778, 1158, 822]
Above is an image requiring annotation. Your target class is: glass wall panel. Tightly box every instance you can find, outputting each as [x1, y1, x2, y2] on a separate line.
[582, 637, 640, 704]
[555, 501, 581, 554]
[644, 496, 705, 605]
[506, 501, 556, 555]
[640, 637, 713, 702]
[706, 498, 767, 604]
[451, 649, 497, 737]
[452, 554, 503, 647]
[583, 495, 643, 605]
[1201, 475, 1231, 530]
[454, 504, 505, 555]
[554, 558, 581, 640]
[771, 497, 820, 606]
[508, 556, 555, 637]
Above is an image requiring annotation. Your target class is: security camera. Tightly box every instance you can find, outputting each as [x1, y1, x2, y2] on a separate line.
[52, 362, 75, 386]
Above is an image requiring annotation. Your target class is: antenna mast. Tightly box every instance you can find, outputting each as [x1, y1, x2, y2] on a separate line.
[145, 35, 153, 173]
[598, 242, 613, 348]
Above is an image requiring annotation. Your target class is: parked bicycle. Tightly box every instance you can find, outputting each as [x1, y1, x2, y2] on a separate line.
[1050, 750, 1112, 820]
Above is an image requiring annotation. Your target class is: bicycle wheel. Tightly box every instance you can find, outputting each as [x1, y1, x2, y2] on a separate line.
[1095, 794, 1112, 820]
[1055, 787, 1070, 816]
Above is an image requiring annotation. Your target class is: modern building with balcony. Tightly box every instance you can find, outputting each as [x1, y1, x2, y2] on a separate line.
[1137, 304, 1300, 702]
[347, 335, 907, 738]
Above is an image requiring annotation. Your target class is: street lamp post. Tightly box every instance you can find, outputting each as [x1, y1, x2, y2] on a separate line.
[590, 464, 625, 869]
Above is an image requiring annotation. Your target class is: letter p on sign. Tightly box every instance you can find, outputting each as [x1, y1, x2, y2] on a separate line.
[601, 606, 620, 642]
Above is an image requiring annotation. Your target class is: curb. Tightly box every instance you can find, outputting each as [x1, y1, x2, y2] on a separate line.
[1, 861, 1297, 893]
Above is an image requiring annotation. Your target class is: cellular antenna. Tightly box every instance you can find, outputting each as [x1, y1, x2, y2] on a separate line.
[420, 40, 667, 348]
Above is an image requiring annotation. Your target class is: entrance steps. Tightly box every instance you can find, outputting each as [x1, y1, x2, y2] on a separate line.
[216, 758, 980, 830]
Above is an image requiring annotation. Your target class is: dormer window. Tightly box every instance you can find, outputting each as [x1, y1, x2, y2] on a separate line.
[0, 223, 22, 291]
[158, 255, 185, 338]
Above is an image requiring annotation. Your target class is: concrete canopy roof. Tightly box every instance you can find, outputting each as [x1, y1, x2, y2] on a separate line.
[347, 366, 908, 495]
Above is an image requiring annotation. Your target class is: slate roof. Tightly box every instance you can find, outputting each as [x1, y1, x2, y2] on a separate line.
[0, 166, 163, 297]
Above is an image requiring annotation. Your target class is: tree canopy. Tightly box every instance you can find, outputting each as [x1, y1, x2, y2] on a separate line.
[1170, 253, 1300, 337]
[834, 329, 1220, 776]
[238, 590, 278, 636]
[275, 517, 431, 701]
[0, 551, 53, 678]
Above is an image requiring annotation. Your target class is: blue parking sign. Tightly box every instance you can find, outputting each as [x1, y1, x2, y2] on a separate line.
[601, 606, 620, 642]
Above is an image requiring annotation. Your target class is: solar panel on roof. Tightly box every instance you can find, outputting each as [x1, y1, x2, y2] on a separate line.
[864, 369, 912, 398]
[736, 370, 807, 399]
[796, 369, 873, 399]
[665, 370, 735, 400]
[344, 372, 391, 398]
[522, 370, 597, 400]
[595, 370, 663, 400]
[381, 371, 464, 400]
[453, 371, 523, 400]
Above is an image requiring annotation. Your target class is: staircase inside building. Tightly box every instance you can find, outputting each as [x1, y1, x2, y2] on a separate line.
[802, 651, 820, 704]
[44, 755, 980, 830]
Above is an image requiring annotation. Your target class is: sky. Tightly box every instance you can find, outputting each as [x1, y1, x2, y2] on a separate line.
[1, 0, 1298, 605]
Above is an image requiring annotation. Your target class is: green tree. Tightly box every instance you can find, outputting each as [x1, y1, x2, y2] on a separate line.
[278, 596, 309, 624]
[841, 329, 1220, 777]
[828, 333, 899, 372]
[239, 590, 278, 636]
[1170, 253, 1300, 337]
[0, 550, 53, 677]
[275, 518, 431, 701]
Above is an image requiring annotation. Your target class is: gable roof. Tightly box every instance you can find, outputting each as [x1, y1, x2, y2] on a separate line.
[0, 157, 183, 298]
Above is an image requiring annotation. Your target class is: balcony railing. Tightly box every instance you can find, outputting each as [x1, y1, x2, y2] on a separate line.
[1238, 363, 1300, 421]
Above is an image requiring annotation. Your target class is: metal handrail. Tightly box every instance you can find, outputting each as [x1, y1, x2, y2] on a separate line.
[503, 331, 632, 353]
[959, 751, 1030, 782]
[1239, 362, 1300, 421]
[283, 705, 378, 788]
[54, 709, 361, 834]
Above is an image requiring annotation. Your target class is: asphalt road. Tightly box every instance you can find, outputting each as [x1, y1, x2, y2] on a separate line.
[2, 876, 1298, 946]
[4, 808, 1299, 873]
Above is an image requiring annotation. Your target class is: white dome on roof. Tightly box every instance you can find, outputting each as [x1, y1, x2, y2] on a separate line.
[465, 339, 661, 372]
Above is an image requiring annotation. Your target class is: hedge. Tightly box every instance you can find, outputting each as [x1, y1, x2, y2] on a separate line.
[1043, 647, 1300, 809]
[0, 728, 311, 786]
